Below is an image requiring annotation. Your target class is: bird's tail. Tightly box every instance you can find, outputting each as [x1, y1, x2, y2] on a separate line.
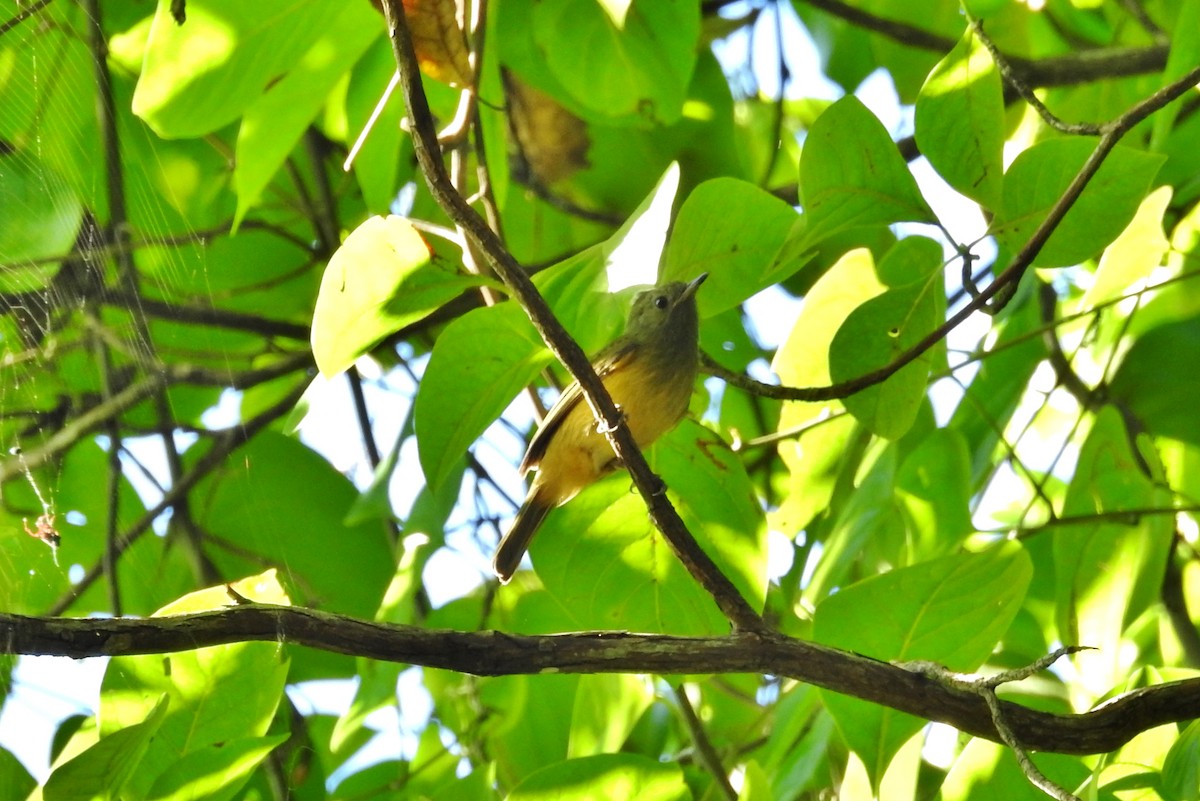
[493, 495, 552, 583]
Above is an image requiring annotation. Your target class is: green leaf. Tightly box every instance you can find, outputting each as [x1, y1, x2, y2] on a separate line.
[0, 744, 36, 801]
[510, 753, 690, 801]
[991, 138, 1165, 267]
[568, 675, 653, 758]
[798, 96, 935, 249]
[801, 440, 897, 607]
[475, 674, 577, 782]
[914, 27, 1004, 209]
[1150, 0, 1200, 152]
[772, 248, 884, 387]
[1055, 406, 1174, 692]
[894, 428, 973, 560]
[1084, 185, 1172, 307]
[769, 247, 880, 536]
[134, 0, 347, 137]
[941, 738, 1092, 801]
[533, 0, 699, 125]
[812, 542, 1032, 788]
[145, 735, 288, 801]
[43, 698, 168, 801]
[0, 152, 82, 275]
[416, 302, 554, 491]
[829, 237, 945, 440]
[533, 420, 767, 634]
[662, 177, 799, 317]
[346, 39, 415, 214]
[312, 215, 486, 378]
[233, 1, 379, 223]
[948, 292, 1046, 487]
[197, 432, 394, 621]
[98, 624, 288, 800]
[1162, 719, 1200, 801]
[1109, 316, 1200, 445]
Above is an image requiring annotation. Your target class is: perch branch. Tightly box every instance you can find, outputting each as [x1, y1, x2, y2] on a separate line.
[4, 607, 1199, 757]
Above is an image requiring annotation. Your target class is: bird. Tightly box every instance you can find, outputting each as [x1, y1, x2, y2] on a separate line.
[493, 273, 707, 583]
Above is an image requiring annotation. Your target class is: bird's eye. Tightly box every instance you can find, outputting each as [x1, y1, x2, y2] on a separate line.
[654, 295, 669, 310]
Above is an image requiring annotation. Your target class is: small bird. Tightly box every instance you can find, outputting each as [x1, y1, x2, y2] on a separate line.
[493, 273, 708, 583]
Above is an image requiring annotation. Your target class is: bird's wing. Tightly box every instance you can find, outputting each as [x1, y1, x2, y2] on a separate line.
[518, 340, 639, 476]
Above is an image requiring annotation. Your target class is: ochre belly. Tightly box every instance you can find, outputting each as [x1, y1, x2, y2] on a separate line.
[532, 359, 693, 505]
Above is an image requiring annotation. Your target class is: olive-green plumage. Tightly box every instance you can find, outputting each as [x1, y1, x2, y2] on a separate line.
[493, 273, 707, 583]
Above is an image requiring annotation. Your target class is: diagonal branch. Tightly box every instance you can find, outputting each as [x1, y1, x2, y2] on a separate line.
[707, 62, 1200, 404]
[5, 606, 1200, 757]
[376, 0, 764, 632]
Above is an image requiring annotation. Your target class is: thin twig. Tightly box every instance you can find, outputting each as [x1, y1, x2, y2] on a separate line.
[673, 684, 737, 801]
[0, 0, 53, 37]
[707, 63, 1200, 404]
[903, 648, 1088, 801]
[47, 382, 308, 615]
[971, 19, 1102, 136]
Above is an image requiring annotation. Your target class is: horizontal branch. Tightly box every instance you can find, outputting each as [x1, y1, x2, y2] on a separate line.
[801, 0, 1168, 87]
[4, 606, 1197, 757]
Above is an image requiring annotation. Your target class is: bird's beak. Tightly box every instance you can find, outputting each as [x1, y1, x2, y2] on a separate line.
[680, 272, 708, 301]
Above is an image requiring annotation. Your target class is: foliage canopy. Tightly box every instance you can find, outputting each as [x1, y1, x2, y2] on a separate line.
[3, 0, 1200, 799]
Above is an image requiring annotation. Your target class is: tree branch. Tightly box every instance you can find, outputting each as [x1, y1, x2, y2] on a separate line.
[5, 606, 1199, 757]
[799, 0, 1168, 88]
[377, 0, 764, 632]
[706, 63, 1200, 404]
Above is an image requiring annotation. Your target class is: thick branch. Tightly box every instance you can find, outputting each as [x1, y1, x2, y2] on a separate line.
[5, 606, 1198, 756]
[800, 0, 1168, 87]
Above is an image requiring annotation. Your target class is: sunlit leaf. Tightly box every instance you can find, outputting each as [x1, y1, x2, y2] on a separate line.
[829, 237, 944, 439]
[798, 96, 936, 248]
[533, 0, 699, 125]
[1055, 406, 1174, 694]
[509, 753, 689, 801]
[43, 697, 168, 801]
[915, 28, 1004, 209]
[134, 0, 346, 137]
[991, 138, 1164, 267]
[312, 215, 486, 378]
[941, 738, 1092, 801]
[662, 177, 799, 317]
[98, 602, 289, 800]
[1084, 185, 1172, 307]
[813, 542, 1032, 787]
[568, 675, 653, 758]
[233, 1, 379, 224]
